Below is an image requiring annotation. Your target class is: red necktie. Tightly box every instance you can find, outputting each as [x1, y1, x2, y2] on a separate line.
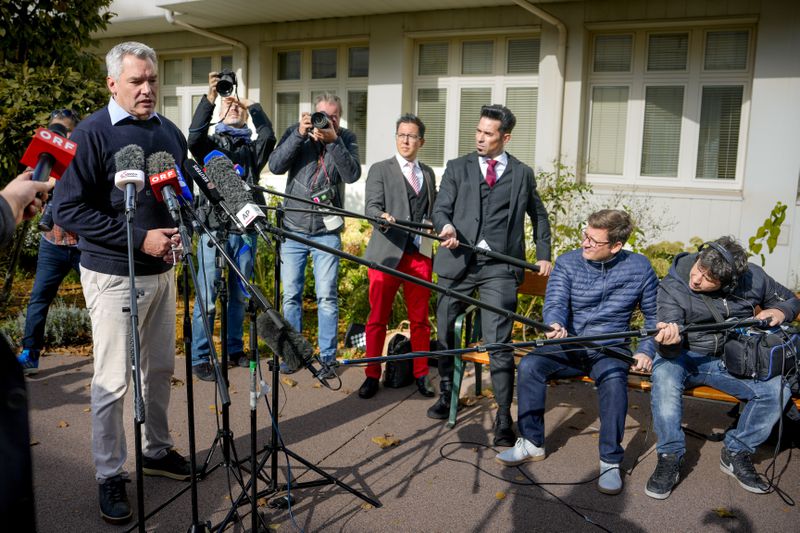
[485, 159, 498, 188]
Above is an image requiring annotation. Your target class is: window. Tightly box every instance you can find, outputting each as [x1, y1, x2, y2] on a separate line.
[413, 35, 540, 167]
[586, 27, 752, 188]
[273, 44, 369, 164]
[159, 53, 233, 136]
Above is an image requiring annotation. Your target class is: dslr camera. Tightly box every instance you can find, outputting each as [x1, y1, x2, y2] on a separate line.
[310, 111, 331, 130]
[216, 69, 237, 97]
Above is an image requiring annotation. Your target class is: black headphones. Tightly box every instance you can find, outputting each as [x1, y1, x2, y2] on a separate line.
[697, 241, 739, 293]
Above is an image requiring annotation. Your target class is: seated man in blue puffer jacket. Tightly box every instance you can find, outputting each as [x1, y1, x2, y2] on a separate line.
[496, 209, 661, 495]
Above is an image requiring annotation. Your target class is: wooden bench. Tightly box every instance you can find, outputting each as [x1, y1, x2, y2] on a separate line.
[446, 271, 800, 429]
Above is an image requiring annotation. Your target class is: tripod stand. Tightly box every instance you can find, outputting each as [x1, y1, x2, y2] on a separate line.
[216, 208, 381, 531]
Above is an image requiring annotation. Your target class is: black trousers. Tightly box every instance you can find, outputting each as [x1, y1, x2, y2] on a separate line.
[436, 260, 518, 409]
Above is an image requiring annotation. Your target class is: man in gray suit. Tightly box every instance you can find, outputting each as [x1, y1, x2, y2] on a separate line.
[428, 104, 552, 447]
[359, 114, 436, 399]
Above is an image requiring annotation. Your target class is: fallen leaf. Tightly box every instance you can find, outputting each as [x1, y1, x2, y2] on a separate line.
[489, 401, 498, 409]
[83, 407, 91, 413]
[371, 434, 401, 449]
[459, 395, 479, 407]
[312, 382, 321, 389]
[30, 440, 40, 447]
[361, 503, 374, 510]
[713, 507, 736, 519]
[514, 475, 525, 481]
[340, 388, 352, 395]
[268, 524, 281, 531]
[170, 377, 185, 386]
[57, 420, 69, 428]
[481, 389, 494, 399]
[495, 491, 506, 500]
[257, 497, 268, 507]
[631, 405, 639, 410]
[280, 377, 298, 387]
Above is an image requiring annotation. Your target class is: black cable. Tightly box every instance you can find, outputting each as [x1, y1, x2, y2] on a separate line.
[439, 441, 613, 532]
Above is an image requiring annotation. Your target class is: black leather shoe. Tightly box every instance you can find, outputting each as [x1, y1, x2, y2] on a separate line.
[358, 377, 379, 399]
[229, 352, 250, 368]
[493, 411, 517, 447]
[426, 393, 451, 419]
[416, 376, 435, 397]
[192, 362, 215, 382]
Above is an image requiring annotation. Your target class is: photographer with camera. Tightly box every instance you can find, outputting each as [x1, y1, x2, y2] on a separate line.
[268, 93, 361, 374]
[17, 110, 81, 375]
[188, 70, 276, 381]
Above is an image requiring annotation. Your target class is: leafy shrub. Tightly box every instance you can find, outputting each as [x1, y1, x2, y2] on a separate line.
[0, 300, 92, 348]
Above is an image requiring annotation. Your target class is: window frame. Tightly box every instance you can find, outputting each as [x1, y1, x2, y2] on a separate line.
[585, 25, 754, 192]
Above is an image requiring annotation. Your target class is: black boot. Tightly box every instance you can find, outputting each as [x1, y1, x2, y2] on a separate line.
[427, 380, 455, 419]
[493, 408, 516, 447]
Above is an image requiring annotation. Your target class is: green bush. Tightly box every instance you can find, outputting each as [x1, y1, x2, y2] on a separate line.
[0, 300, 92, 348]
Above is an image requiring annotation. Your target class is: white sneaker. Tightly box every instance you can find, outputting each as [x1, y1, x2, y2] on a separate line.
[598, 461, 623, 495]
[495, 438, 545, 466]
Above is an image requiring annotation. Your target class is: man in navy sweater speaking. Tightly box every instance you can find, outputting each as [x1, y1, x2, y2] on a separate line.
[53, 41, 190, 525]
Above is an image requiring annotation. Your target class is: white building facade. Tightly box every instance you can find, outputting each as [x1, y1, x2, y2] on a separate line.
[99, 0, 800, 285]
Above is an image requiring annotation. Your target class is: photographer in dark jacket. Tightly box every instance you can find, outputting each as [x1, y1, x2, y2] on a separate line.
[646, 236, 800, 500]
[268, 93, 361, 373]
[188, 71, 276, 380]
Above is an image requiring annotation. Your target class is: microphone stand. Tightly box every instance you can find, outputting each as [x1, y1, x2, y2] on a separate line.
[216, 206, 381, 531]
[122, 191, 147, 533]
[254, 185, 541, 273]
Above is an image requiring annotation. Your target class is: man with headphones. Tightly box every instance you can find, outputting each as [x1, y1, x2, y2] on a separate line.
[646, 236, 800, 499]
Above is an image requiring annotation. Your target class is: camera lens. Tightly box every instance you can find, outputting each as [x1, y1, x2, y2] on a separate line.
[217, 70, 236, 97]
[310, 112, 329, 130]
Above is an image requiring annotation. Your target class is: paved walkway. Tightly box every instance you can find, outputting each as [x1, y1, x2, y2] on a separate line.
[26, 353, 799, 532]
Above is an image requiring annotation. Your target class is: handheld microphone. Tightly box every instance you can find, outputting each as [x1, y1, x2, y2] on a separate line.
[20, 123, 78, 183]
[256, 309, 332, 385]
[182, 159, 246, 232]
[204, 149, 245, 177]
[113, 145, 146, 214]
[146, 152, 183, 221]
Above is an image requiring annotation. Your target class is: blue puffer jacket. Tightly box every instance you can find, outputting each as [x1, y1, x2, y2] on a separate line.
[543, 249, 659, 357]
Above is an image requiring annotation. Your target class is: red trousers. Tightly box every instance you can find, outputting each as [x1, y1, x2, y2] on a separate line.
[365, 250, 432, 379]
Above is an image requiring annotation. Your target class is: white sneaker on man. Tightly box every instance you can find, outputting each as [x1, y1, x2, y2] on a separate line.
[495, 437, 545, 466]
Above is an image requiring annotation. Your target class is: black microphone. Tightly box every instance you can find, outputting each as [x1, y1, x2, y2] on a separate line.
[114, 145, 146, 214]
[146, 152, 182, 222]
[182, 158, 247, 232]
[204, 156, 267, 232]
[256, 310, 333, 385]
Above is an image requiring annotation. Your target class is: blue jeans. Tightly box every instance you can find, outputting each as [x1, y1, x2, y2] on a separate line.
[280, 232, 340, 361]
[517, 344, 630, 464]
[191, 233, 255, 366]
[22, 238, 81, 351]
[651, 350, 791, 456]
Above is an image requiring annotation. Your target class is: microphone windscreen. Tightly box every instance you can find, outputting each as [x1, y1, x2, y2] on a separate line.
[147, 151, 177, 176]
[48, 122, 69, 137]
[205, 155, 252, 211]
[115, 144, 145, 174]
[256, 311, 315, 372]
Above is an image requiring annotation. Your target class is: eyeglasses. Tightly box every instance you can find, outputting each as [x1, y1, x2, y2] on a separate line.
[581, 230, 611, 248]
[396, 133, 421, 142]
[50, 109, 79, 122]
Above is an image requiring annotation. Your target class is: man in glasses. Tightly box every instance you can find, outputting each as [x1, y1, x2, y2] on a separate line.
[496, 209, 658, 496]
[17, 109, 80, 375]
[359, 113, 436, 399]
[428, 104, 551, 447]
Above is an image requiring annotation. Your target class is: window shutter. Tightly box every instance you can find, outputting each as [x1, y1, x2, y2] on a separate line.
[347, 90, 368, 164]
[348, 47, 369, 78]
[162, 96, 181, 125]
[696, 86, 743, 179]
[276, 92, 300, 138]
[462, 41, 494, 75]
[277, 51, 301, 81]
[505, 87, 537, 167]
[312, 48, 337, 79]
[419, 43, 449, 76]
[641, 86, 684, 177]
[647, 33, 689, 71]
[417, 88, 447, 166]
[458, 88, 492, 156]
[588, 86, 628, 175]
[191, 57, 212, 84]
[507, 39, 540, 74]
[593, 35, 632, 72]
[163, 59, 182, 85]
[705, 31, 748, 71]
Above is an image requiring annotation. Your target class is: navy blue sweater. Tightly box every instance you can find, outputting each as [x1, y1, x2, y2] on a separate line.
[52, 107, 187, 276]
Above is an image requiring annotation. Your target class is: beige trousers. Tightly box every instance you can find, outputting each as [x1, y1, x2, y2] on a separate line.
[81, 268, 176, 481]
